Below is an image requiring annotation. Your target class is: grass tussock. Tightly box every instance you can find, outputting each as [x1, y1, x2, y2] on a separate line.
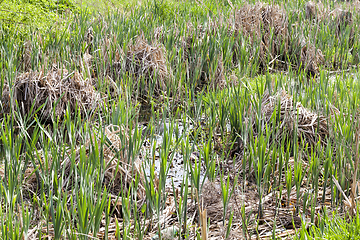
[232, 3, 289, 70]
[254, 89, 330, 147]
[305, 1, 317, 20]
[113, 35, 172, 98]
[1, 67, 99, 121]
[300, 44, 325, 77]
[61, 124, 145, 197]
[182, 22, 226, 91]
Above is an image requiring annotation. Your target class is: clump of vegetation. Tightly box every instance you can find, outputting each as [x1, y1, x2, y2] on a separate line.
[300, 44, 325, 77]
[0, 0, 360, 239]
[231, 3, 289, 70]
[252, 89, 330, 148]
[1, 66, 99, 121]
[113, 35, 173, 99]
[181, 21, 226, 91]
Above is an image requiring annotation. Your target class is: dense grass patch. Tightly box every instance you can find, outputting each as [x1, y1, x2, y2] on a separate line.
[0, 0, 78, 39]
[0, 0, 360, 239]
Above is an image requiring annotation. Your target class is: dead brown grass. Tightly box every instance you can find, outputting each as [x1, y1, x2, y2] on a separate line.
[229, 2, 333, 76]
[85, 27, 94, 54]
[19, 124, 144, 204]
[2, 124, 146, 239]
[112, 34, 172, 98]
[300, 44, 325, 77]
[60, 124, 145, 198]
[181, 22, 226, 91]
[335, 10, 354, 48]
[305, 1, 317, 20]
[231, 3, 289, 70]
[254, 90, 329, 147]
[304, 1, 326, 21]
[1, 66, 99, 121]
[20, 40, 42, 73]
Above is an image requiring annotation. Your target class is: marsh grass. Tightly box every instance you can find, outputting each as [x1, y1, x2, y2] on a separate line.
[0, 0, 360, 238]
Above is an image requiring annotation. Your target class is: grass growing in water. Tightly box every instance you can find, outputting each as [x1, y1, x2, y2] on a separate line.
[1, 0, 360, 239]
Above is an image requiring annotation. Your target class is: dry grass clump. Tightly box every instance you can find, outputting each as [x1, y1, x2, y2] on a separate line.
[102, 124, 145, 197]
[181, 22, 226, 91]
[304, 1, 326, 21]
[335, 10, 354, 47]
[255, 90, 329, 147]
[232, 3, 289, 70]
[184, 49, 226, 91]
[21, 41, 32, 72]
[13, 125, 145, 239]
[230, 2, 330, 76]
[96, 36, 120, 79]
[188, 177, 309, 238]
[181, 23, 197, 62]
[300, 44, 325, 77]
[0, 85, 10, 117]
[154, 25, 165, 42]
[84, 27, 94, 53]
[0, 66, 99, 121]
[305, 1, 317, 20]
[20, 40, 42, 72]
[62, 124, 145, 197]
[154, 25, 181, 44]
[87, 34, 120, 83]
[112, 35, 172, 98]
[0, 125, 146, 239]
[17, 124, 145, 202]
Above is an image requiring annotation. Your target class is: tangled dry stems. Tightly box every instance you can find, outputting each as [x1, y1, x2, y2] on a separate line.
[1, 67, 99, 122]
[60, 124, 145, 198]
[229, 2, 357, 75]
[255, 90, 329, 148]
[112, 35, 172, 98]
[300, 44, 325, 77]
[230, 2, 325, 76]
[305, 1, 317, 20]
[335, 10, 354, 47]
[231, 3, 289, 70]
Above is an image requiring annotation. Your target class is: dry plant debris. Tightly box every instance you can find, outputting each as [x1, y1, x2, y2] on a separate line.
[21, 40, 32, 72]
[305, 1, 317, 20]
[112, 35, 172, 98]
[20, 40, 42, 72]
[0, 125, 146, 239]
[97, 36, 120, 79]
[300, 44, 325, 77]
[335, 10, 354, 48]
[232, 3, 289, 70]
[255, 90, 329, 147]
[60, 124, 145, 198]
[181, 22, 226, 91]
[84, 27, 94, 53]
[230, 2, 330, 76]
[1, 67, 99, 121]
[153, 25, 182, 44]
[304, 1, 326, 21]
[192, 52, 226, 91]
[186, 175, 315, 239]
